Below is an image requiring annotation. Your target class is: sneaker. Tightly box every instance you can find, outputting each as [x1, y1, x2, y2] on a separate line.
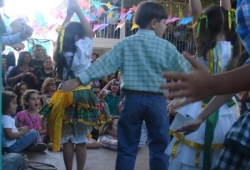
[27, 143, 48, 152]
[35, 143, 48, 152]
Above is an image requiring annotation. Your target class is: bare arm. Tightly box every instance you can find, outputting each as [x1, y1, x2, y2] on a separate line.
[220, 0, 231, 10]
[7, 72, 26, 84]
[189, 0, 203, 55]
[69, 0, 93, 39]
[4, 127, 28, 140]
[39, 121, 47, 135]
[161, 54, 250, 106]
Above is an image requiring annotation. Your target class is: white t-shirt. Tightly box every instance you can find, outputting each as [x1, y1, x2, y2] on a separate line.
[2, 115, 17, 147]
[62, 37, 93, 80]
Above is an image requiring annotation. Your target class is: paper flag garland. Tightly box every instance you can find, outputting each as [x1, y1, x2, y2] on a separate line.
[178, 17, 192, 25]
[131, 23, 138, 30]
[115, 22, 125, 30]
[166, 17, 179, 24]
[126, 14, 133, 21]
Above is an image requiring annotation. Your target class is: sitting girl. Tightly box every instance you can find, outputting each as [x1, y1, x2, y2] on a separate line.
[2, 91, 47, 153]
[16, 90, 48, 145]
[98, 116, 119, 150]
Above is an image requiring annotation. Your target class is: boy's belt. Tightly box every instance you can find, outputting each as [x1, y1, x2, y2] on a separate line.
[123, 89, 163, 96]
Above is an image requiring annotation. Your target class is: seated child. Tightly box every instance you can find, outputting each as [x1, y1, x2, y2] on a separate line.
[98, 116, 119, 150]
[16, 90, 48, 145]
[2, 91, 47, 153]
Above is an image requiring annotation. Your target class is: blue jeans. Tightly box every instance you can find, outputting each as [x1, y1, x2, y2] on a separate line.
[115, 94, 170, 170]
[3, 130, 38, 153]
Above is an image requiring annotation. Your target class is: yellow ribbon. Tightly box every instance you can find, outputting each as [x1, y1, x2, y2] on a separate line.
[228, 9, 236, 31]
[48, 90, 73, 151]
[169, 130, 224, 167]
[193, 13, 208, 38]
[72, 84, 91, 91]
[56, 27, 65, 54]
[169, 130, 184, 157]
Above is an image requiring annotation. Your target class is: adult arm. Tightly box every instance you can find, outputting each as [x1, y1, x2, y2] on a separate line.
[7, 67, 25, 84]
[2, 25, 33, 45]
[160, 54, 250, 107]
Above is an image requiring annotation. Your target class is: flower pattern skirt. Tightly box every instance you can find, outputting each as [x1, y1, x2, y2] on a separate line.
[40, 89, 112, 126]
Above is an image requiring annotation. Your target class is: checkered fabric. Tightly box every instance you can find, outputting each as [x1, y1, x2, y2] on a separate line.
[224, 111, 250, 151]
[214, 147, 250, 170]
[78, 29, 191, 93]
[237, 0, 250, 55]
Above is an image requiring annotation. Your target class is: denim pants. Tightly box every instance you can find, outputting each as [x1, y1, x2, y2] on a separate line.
[3, 129, 38, 153]
[115, 94, 170, 170]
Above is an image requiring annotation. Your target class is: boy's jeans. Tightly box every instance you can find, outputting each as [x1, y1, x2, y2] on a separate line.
[3, 129, 38, 153]
[115, 94, 170, 170]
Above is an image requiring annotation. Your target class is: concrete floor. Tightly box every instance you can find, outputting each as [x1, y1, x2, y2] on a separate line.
[24, 147, 149, 170]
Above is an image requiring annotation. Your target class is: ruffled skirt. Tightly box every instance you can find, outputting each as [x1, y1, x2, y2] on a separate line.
[40, 89, 112, 126]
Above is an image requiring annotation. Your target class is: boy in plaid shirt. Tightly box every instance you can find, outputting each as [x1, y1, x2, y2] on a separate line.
[61, 1, 191, 170]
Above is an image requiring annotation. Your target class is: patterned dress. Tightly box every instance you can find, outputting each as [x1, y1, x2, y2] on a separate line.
[39, 37, 111, 151]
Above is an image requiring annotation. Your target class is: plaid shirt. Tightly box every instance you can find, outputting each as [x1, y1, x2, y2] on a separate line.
[78, 29, 191, 93]
[237, 0, 250, 55]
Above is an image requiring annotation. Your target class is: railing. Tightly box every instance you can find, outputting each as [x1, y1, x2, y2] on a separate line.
[93, 21, 196, 55]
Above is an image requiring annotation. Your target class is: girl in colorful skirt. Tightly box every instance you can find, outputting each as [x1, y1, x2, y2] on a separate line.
[39, 0, 111, 169]
[165, 0, 241, 169]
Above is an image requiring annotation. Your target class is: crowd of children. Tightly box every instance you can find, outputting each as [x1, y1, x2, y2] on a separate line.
[2, 0, 250, 170]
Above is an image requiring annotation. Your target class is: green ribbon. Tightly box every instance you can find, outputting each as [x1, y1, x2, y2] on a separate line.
[203, 98, 235, 170]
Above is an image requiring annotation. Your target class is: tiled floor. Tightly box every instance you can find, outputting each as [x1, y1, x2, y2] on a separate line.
[24, 146, 149, 170]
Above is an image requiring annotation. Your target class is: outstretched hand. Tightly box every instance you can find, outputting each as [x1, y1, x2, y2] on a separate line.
[176, 117, 204, 135]
[60, 78, 81, 91]
[160, 53, 213, 108]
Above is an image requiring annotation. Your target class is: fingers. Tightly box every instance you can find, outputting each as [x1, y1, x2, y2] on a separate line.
[183, 54, 206, 71]
[162, 72, 187, 81]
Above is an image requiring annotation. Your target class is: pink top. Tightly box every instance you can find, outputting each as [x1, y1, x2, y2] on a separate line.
[16, 110, 44, 131]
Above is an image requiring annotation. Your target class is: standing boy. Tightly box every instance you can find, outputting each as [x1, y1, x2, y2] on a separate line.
[61, 1, 191, 170]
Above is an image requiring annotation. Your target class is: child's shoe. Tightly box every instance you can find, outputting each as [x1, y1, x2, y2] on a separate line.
[35, 143, 48, 152]
[27, 143, 48, 152]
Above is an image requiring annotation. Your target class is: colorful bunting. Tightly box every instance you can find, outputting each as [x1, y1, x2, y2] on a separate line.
[106, 2, 112, 9]
[115, 22, 125, 30]
[178, 17, 192, 25]
[131, 23, 138, 30]
[98, 24, 109, 31]
[126, 14, 133, 21]
[166, 17, 179, 24]
[119, 12, 127, 20]
[130, 5, 137, 12]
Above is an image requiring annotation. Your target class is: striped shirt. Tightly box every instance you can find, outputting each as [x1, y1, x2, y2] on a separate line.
[78, 29, 191, 93]
[237, 0, 250, 55]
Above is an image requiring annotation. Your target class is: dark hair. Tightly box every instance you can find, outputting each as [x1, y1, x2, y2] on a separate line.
[198, 6, 237, 58]
[227, 46, 249, 70]
[17, 51, 32, 66]
[21, 89, 39, 109]
[2, 90, 17, 114]
[13, 82, 28, 105]
[134, 1, 168, 29]
[6, 52, 16, 68]
[32, 44, 43, 50]
[54, 22, 84, 80]
[99, 116, 119, 136]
